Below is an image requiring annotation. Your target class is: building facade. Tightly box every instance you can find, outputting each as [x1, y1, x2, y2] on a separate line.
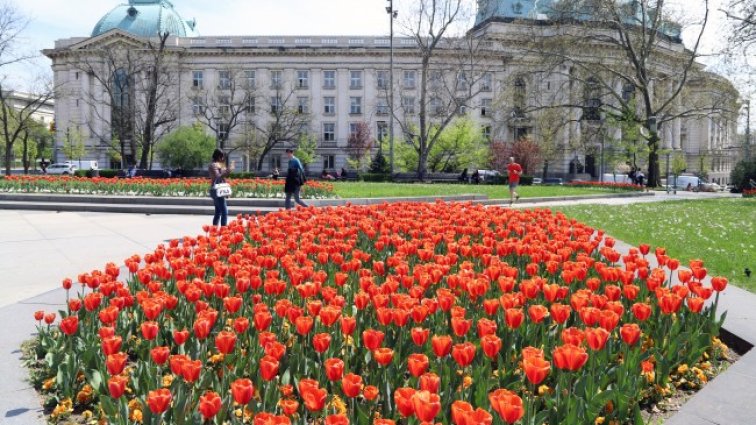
[44, 0, 742, 183]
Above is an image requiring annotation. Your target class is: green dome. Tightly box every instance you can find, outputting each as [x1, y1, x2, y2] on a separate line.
[92, 0, 199, 38]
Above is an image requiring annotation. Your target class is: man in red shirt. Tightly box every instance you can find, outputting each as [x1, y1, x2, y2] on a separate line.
[507, 157, 523, 205]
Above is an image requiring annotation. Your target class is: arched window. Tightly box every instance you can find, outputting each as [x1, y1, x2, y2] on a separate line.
[583, 77, 601, 121]
[513, 77, 526, 117]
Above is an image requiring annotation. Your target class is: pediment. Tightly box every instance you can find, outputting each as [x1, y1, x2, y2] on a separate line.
[67, 29, 149, 51]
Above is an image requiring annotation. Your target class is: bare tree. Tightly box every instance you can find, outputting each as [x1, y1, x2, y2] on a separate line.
[0, 1, 32, 70]
[74, 33, 176, 169]
[0, 84, 53, 175]
[346, 121, 373, 170]
[395, 0, 491, 180]
[725, 0, 756, 50]
[249, 85, 311, 171]
[191, 67, 255, 152]
[517, 0, 722, 186]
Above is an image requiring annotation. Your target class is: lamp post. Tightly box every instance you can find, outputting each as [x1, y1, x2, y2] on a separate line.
[386, 0, 398, 176]
[745, 99, 751, 160]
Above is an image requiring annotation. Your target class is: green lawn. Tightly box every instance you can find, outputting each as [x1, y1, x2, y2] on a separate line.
[556, 198, 756, 292]
[332, 182, 626, 199]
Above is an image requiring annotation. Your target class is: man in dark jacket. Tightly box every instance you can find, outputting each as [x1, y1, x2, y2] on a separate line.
[284, 148, 309, 209]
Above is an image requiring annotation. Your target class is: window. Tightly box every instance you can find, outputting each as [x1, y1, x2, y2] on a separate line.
[430, 70, 443, 88]
[482, 125, 492, 141]
[456, 72, 468, 91]
[192, 97, 205, 115]
[323, 96, 336, 114]
[323, 123, 335, 141]
[245, 70, 256, 89]
[323, 155, 335, 170]
[514, 77, 526, 117]
[402, 96, 415, 114]
[270, 70, 283, 89]
[349, 123, 361, 138]
[456, 98, 467, 115]
[430, 97, 443, 116]
[403, 70, 416, 89]
[271, 96, 282, 114]
[75, 72, 80, 80]
[323, 70, 336, 89]
[296, 70, 309, 89]
[219, 96, 231, 115]
[583, 77, 601, 121]
[377, 70, 389, 89]
[481, 99, 492, 117]
[481, 73, 493, 92]
[350, 97, 362, 114]
[192, 71, 203, 89]
[218, 71, 231, 90]
[376, 98, 389, 115]
[247, 96, 256, 114]
[75, 99, 79, 107]
[218, 122, 229, 141]
[377, 121, 388, 141]
[350, 70, 362, 89]
[270, 155, 282, 170]
[297, 97, 309, 114]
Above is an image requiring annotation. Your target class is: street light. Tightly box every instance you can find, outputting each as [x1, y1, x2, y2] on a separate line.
[386, 0, 398, 176]
[745, 99, 751, 160]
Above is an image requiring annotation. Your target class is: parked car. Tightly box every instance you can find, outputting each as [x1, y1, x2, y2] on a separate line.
[700, 182, 722, 192]
[532, 177, 542, 184]
[667, 175, 701, 191]
[602, 173, 633, 184]
[47, 163, 78, 175]
[476, 169, 502, 183]
[543, 177, 564, 185]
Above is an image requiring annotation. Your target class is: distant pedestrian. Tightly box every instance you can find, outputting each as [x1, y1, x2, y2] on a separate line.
[209, 149, 230, 227]
[471, 169, 481, 184]
[636, 170, 645, 188]
[507, 157, 523, 205]
[272, 167, 280, 180]
[284, 148, 308, 210]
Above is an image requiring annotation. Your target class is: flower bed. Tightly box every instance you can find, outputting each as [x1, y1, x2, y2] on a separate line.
[28, 203, 728, 424]
[0, 175, 335, 199]
[566, 181, 644, 192]
[743, 189, 756, 198]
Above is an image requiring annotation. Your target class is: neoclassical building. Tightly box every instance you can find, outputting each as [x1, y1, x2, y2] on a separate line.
[44, 0, 742, 183]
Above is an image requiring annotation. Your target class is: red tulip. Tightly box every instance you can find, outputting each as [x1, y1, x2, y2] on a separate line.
[411, 327, 430, 346]
[107, 375, 128, 399]
[452, 342, 476, 367]
[585, 327, 610, 351]
[341, 373, 363, 398]
[313, 333, 332, 353]
[523, 355, 550, 385]
[431, 334, 452, 358]
[325, 414, 349, 425]
[254, 310, 273, 331]
[106, 352, 128, 375]
[411, 390, 441, 421]
[295, 316, 314, 335]
[631, 303, 652, 321]
[59, 316, 78, 336]
[260, 355, 280, 381]
[620, 323, 642, 346]
[363, 385, 380, 401]
[102, 336, 123, 356]
[140, 321, 159, 340]
[147, 388, 172, 414]
[687, 296, 705, 313]
[181, 359, 202, 383]
[150, 346, 170, 365]
[362, 329, 384, 351]
[340, 316, 356, 335]
[173, 329, 189, 345]
[231, 378, 254, 405]
[462, 408, 494, 425]
[198, 390, 222, 419]
[280, 398, 299, 416]
[481, 334, 502, 359]
[527, 305, 549, 323]
[451, 400, 474, 425]
[711, 276, 728, 292]
[552, 344, 589, 371]
[324, 358, 344, 381]
[505, 308, 524, 329]
[264, 341, 287, 360]
[394, 387, 416, 417]
[234, 317, 250, 333]
[193, 318, 213, 339]
[301, 386, 328, 412]
[489, 389, 524, 424]
[215, 331, 237, 354]
[451, 316, 472, 337]
[659, 292, 683, 314]
[407, 353, 429, 377]
[550, 303, 571, 324]
[373, 348, 394, 366]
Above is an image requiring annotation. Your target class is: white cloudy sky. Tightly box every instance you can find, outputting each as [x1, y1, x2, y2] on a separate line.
[4, 0, 743, 95]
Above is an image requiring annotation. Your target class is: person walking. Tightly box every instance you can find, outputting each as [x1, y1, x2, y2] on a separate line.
[209, 149, 230, 227]
[284, 148, 309, 210]
[507, 157, 523, 205]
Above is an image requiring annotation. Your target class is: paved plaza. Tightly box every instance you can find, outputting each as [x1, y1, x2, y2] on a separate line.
[0, 191, 751, 424]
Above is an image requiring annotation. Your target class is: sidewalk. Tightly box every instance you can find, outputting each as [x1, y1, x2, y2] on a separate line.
[0, 199, 753, 424]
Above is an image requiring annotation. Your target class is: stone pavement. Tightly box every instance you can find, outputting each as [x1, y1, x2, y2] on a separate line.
[0, 192, 752, 424]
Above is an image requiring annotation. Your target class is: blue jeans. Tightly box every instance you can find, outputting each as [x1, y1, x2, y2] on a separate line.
[285, 186, 308, 209]
[211, 190, 228, 226]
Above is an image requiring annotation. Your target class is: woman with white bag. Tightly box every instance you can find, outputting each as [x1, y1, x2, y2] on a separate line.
[209, 149, 231, 227]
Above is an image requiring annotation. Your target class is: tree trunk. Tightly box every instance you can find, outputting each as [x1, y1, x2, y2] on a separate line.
[4, 143, 11, 176]
[647, 134, 660, 188]
[542, 161, 549, 180]
[22, 136, 30, 174]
